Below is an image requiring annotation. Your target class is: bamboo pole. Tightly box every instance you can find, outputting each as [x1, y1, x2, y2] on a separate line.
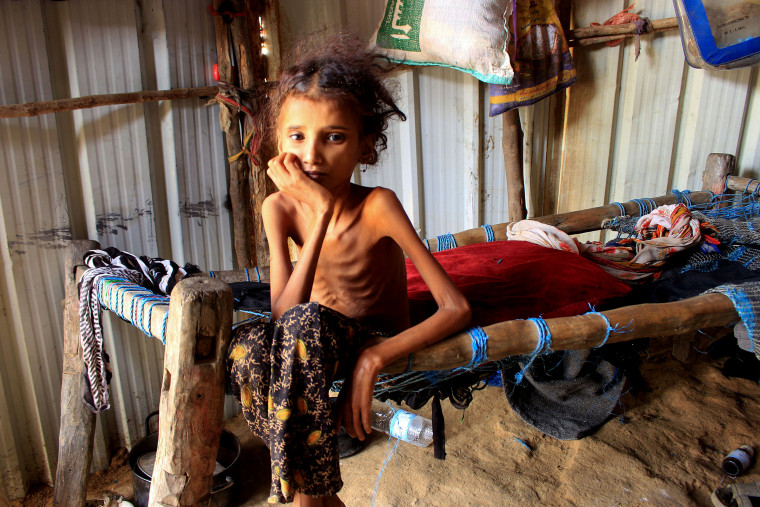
[0, 86, 217, 119]
[54, 240, 101, 507]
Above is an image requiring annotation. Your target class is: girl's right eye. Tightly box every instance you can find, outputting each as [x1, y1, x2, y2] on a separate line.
[288, 132, 304, 142]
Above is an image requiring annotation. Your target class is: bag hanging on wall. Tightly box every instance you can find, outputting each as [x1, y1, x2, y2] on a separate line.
[369, 0, 514, 85]
[673, 0, 760, 70]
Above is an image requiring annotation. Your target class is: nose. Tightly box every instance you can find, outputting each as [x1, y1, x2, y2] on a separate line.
[301, 139, 323, 165]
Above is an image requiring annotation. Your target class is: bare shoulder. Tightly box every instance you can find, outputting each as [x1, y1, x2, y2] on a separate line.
[361, 186, 404, 217]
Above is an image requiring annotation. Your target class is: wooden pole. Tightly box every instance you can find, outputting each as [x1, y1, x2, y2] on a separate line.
[665, 152, 736, 362]
[239, 0, 272, 269]
[502, 108, 527, 221]
[53, 239, 101, 507]
[702, 153, 736, 195]
[567, 17, 678, 47]
[0, 87, 217, 119]
[423, 189, 715, 252]
[261, 0, 282, 83]
[542, 0, 571, 217]
[148, 277, 232, 506]
[212, 0, 255, 269]
[384, 292, 739, 373]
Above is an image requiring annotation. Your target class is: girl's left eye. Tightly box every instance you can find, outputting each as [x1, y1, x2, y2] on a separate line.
[327, 133, 345, 142]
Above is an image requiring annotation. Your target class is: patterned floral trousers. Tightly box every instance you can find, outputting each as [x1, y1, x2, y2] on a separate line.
[226, 302, 375, 503]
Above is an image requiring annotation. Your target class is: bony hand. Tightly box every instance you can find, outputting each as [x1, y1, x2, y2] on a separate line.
[342, 347, 383, 441]
[267, 153, 333, 214]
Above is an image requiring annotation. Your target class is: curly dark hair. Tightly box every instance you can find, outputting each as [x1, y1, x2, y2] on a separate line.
[264, 32, 407, 165]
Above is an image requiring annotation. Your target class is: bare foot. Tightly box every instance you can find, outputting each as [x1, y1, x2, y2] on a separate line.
[293, 493, 345, 507]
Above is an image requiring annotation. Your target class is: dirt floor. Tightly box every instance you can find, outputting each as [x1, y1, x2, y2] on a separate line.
[13, 338, 760, 506]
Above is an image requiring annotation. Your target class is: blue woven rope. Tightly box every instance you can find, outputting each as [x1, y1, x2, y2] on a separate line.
[245, 268, 250, 281]
[136, 295, 168, 337]
[465, 327, 489, 368]
[610, 202, 626, 216]
[96, 276, 169, 342]
[254, 266, 261, 282]
[585, 310, 632, 347]
[436, 233, 457, 251]
[423, 239, 430, 251]
[209, 270, 216, 278]
[160, 312, 169, 344]
[481, 224, 496, 242]
[630, 198, 656, 217]
[514, 318, 552, 384]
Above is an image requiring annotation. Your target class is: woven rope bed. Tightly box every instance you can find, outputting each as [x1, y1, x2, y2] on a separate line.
[55, 153, 755, 505]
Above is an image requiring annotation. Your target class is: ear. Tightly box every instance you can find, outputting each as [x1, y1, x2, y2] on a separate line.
[359, 136, 374, 164]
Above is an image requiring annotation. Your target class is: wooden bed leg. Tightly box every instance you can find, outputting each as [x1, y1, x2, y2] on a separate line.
[701, 153, 735, 195]
[54, 239, 101, 507]
[148, 277, 232, 507]
[671, 153, 736, 362]
[672, 332, 699, 363]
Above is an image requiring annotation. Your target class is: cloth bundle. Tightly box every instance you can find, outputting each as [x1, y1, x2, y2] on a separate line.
[509, 204, 719, 282]
[78, 247, 200, 413]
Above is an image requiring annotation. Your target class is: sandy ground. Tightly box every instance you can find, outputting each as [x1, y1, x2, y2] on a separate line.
[13, 338, 760, 507]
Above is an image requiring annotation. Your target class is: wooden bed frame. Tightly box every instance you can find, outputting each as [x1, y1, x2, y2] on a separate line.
[54, 153, 752, 506]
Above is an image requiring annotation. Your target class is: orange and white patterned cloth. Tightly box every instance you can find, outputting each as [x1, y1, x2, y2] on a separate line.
[507, 204, 719, 283]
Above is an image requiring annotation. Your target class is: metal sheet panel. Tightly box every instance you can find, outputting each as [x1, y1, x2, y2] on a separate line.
[608, 5, 686, 204]
[559, 1, 627, 219]
[0, 0, 70, 494]
[57, 1, 165, 456]
[673, 66, 753, 190]
[164, 0, 234, 271]
[738, 68, 760, 178]
[418, 67, 472, 237]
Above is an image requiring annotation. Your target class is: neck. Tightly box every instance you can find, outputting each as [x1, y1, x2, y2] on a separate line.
[327, 181, 356, 222]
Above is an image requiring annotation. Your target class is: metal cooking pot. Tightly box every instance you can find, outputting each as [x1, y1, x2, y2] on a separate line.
[128, 411, 240, 507]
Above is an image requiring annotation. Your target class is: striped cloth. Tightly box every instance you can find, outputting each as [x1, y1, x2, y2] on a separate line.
[78, 248, 199, 413]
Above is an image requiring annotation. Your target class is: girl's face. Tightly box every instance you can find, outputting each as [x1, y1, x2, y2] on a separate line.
[277, 95, 371, 192]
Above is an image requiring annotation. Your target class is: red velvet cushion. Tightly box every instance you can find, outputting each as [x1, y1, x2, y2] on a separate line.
[407, 241, 631, 326]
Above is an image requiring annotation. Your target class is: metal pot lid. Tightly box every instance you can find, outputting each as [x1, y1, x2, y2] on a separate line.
[137, 451, 224, 479]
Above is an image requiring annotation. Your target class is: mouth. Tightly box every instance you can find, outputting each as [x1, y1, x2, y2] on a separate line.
[304, 171, 324, 180]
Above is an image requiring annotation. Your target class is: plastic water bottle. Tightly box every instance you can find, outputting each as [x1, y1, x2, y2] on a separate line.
[370, 402, 433, 447]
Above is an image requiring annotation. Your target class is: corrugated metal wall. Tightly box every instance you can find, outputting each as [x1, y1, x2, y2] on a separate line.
[1, 0, 759, 499]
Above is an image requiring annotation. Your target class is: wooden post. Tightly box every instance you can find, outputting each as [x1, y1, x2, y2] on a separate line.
[542, 0, 571, 217]
[239, 0, 272, 268]
[0, 86, 217, 119]
[502, 108, 527, 221]
[702, 153, 736, 195]
[671, 153, 735, 362]
[53, 239, 101, 507]
[213, 0, 255, 269]
[148, 277, 232, 506]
